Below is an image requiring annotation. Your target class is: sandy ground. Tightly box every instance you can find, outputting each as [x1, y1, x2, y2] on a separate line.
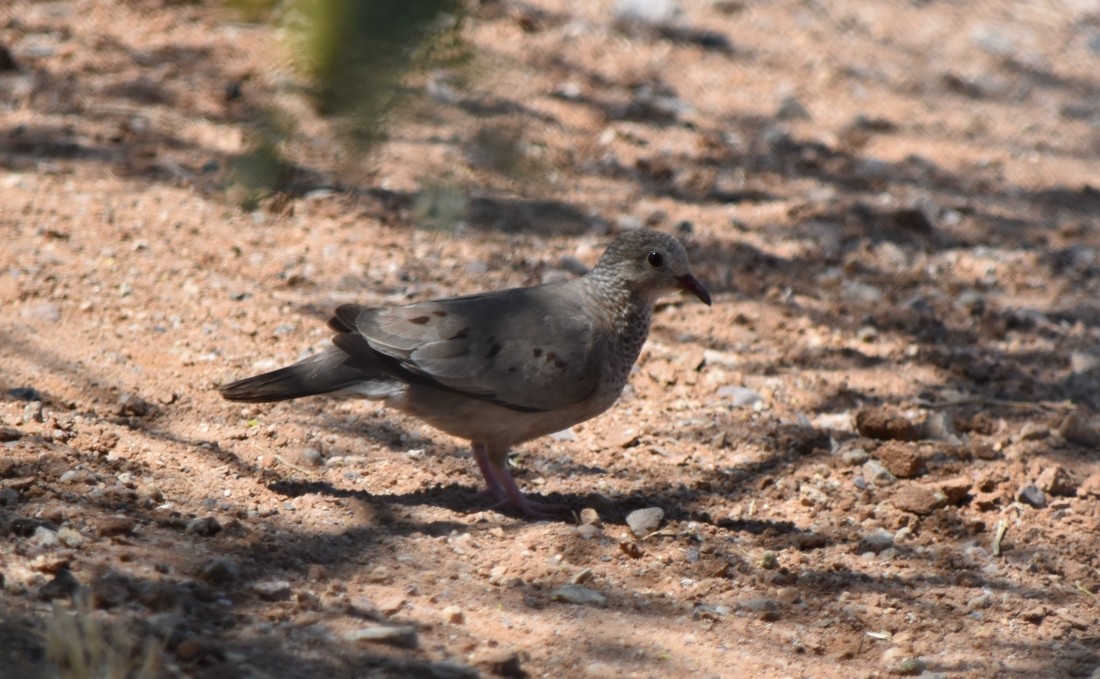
[2, 1, 1100, 677]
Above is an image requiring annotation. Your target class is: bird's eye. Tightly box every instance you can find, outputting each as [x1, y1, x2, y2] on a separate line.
[647, 251, 664, 268]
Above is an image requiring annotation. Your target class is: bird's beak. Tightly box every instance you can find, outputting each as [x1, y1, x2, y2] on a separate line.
[677, 274, 712, 306]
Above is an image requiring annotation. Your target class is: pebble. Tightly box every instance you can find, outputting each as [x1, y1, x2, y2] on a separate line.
[776, 587, 801, 605]
[1017, 484, 1047, 508]
[575, 524, 601, 540]
[471, 648, 523, 679]
[0, 487, 19, 506]
[97, 516, 136, 537]
[717, 385, 762, 407]
[186, 516, 222, 536]
[550, 584, 607, 606]
[569, 568, 595, 586]
[38, 568, 80, 601]
[1059, 413, 1100, 448]
[23, 401, 44, 423]
[117, 393, 151, 417]
[21, 302, 60, 322]
[891, 485, 947, 515]
[200, 558, 239, 583]
[301, 447, 323, 466]
[613, 0, 682, 27]
[57, 526, 85, 547]
[1070, 350, 1100, 374]
[343, 624, 419, 648]
[692, 603, 730, 620]
[862, 459, 897, 486]
[32, 525, 60, 548]
[860, 529, 895, 554]
[798, 484, 828, 506]
[1036, 465, 1077, 497]
[626, 507, 664, 536]
[579, 507, 601, 526]
[840, 445, 870, 465]
[442, 605, 464, 624]
[775, 95, 811, 121]
[251, 580, 291, 601]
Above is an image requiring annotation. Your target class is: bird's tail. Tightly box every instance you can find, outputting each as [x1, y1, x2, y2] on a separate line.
[219, 347, 383, 403]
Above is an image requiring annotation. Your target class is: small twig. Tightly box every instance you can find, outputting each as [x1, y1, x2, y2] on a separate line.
[992, 519, 1008, 557]
[1074, 583, 1099, 604]
[274, 455, 313, 475]
[920, 397, 1074, 411]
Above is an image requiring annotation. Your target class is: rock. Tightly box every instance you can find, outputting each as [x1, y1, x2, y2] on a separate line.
[840, 446, 870, 466]
[569, 568, 595, 586]
[1070, 350, 1100, 374]
[32, 525, 60, 548]
[1079, 474, 1100, 498]
[419, 661, 479, 679]
[862, 459, 897, 486]
[614, 0, 682, 27]
[692, 603, 731, 620]
[1017, 484, 1047, 508]
[343, 624, 419, 648]
[38, 569, 81, 601]
[891, 484, 947, 515]
[300, 447, 323, 466]
[472, 648, 524, 678]
[775, 95, 811, 121]
[859, 529, 895, 554]
[97, 516, 136, 537]
[799, 483, 828, 506]
[442, 605, 464, 624]
[92, 573, 131, 609]
[200, 558, 239, 583]
[21, 302, 60, 322]
[920, 411, 958, 442]
[737, 597, 780, 620]
[875, 442, 927, 478]
[579, 508, 601, 526]
[626, 507, 664, 536]
[0, 487, 18, 506]
[252, 580, 291, 601]
[856, 407, 919, 441]
[186, 516, 222, 537]
[1036, 466, 1077, 497]
[575, 524, 601, 540]
[0, 427, 22, 442]
[702, 348, 739, 368]
[57, 526, 85, 547]
[759, 550, 779, 569]
[175, 637, 225, 663]
[23, 401, 44, 424]
[550, 584, 607, 606]
[717, 385, 762, 407]
[938, 477, 972, 505]
[1018, 422, 1049, 441]
[889, 656, 926, 675]
[1059, 413, 1100, 448]
[117, 393, 151, 417]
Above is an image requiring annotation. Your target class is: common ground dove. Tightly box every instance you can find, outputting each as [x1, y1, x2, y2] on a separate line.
[220, 229, 710, 517]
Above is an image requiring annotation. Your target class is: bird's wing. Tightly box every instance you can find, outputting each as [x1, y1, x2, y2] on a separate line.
[332, 284, 604, 412]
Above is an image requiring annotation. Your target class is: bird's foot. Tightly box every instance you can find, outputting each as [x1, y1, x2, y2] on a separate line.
[488, 494, 569, 519]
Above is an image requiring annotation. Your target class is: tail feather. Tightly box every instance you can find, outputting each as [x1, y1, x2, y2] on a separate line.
[219, 349, 380, 403]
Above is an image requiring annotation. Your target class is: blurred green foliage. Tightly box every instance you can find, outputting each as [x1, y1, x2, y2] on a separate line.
[228, 0, 467, 194]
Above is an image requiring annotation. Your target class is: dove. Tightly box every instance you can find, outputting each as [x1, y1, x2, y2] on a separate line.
[219, 229, 710, 517]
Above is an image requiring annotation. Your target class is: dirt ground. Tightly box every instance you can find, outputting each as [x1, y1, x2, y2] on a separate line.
[2, 1, 1100, 677]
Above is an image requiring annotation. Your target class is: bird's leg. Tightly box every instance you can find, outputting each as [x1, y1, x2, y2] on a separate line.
[486, 456, 568, 519]
[471, 442, 506, 501]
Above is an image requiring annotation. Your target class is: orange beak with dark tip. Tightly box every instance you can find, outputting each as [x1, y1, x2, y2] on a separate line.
[677, 274, 712, 306]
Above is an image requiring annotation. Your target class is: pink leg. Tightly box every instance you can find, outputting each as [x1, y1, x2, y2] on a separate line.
[485, 457, 568, 519]
[471, 442, 505, 500]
